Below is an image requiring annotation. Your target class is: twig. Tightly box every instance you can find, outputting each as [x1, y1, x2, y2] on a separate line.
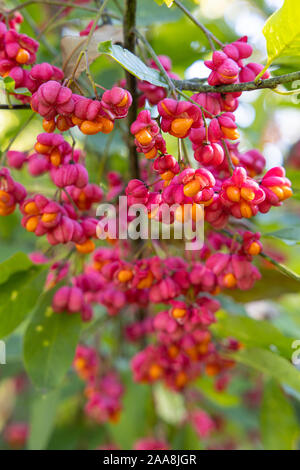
[21, 9, 57, 56]
[123, 0, 139, 180]
[67, 0, 110, 86]
[173, 71, 300, 93]
[173, 0, 223, 50]
[259, 252, 300, 283]
[176, 88, 214, 118]
[222, 139, 235, 175]
[221, 229, 300, 282]
[134, 28, 177, 98]
[3, 1, 100, 14]
[1, 112, 36, 164]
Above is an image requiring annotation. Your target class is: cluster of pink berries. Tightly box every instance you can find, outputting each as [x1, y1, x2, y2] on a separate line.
[205, 36, 270, 85]
[73, 345, 123, 424]
[31, 82, 132, 135]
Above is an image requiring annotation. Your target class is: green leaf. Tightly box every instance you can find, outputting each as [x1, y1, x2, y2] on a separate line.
[98, 41, 168, 88]
[259, 0, 300, 77]
[24, 285, 81, 390]
[211, 313, 295, 359]
[196, 376, 240, 407]
[264, 226, 300, 245]
[0, 76, 31, 96]
[0, 76, 16, 93]
[28, 389, 60, 450]
[0, 252, 34, 285]
[232, 347, 300, 393]
[0, 266, 47, 339]
[227, 267, 300, 302]
[261, 379, 299, 450]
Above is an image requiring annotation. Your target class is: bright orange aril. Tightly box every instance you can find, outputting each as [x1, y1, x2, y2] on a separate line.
[226, 186, 240, 202]
[24, 201, 39, 215]
[240, 201, 252, 218]
[186, 346, 198, 361]
[171, 118, 193, 137]
[135, 128, 153, 146]
[137, 271, 153, 289]
[168, 345, 179, 359]
[269, 186, 284, 200]
[145, 147, 157, 159]
[50, 150, 61, 167]
[80, 120, 103, 135]
[109, 410, 121, 424]
[183, 179, 201, 197]
[160, 101, 173, 116]
[34, 142, 51, 154]
[56, 116, 70, 132]
[15, 48, 30, 64]
[231, 154, 240, 166]
[160, 170, 174, 181]
[74, 357, 86, 370]
[219, 72, 238, 80]
[0, 204, 15, 216]
[41, 212, 57, 223]
[248, 241, 261, 256]
[197, 342, 209, 355]
[25, 216, 39, 232]
[76, 239, 95, 254]
[282, 185, 293, 200]
[117, 94, 128, 107]
[175, 371, 188, 388]
[0, 190, 10, 204]
[117, 269, 133, 283]
[223, 272, 237, 288]
[149, 363, 163, 380]
[241, 186, 255, 201]
[205, 363, 220, 376]
[72, 115, 83, 126]
[42, 119, 56, 133]
[172, 307, 187, 319]
[203, 198, 213, 207]
[101, 117, 114, 134]
[221, 126, 240, 140]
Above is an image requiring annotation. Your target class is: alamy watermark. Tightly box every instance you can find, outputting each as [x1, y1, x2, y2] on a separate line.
[96, 196, 205, 251]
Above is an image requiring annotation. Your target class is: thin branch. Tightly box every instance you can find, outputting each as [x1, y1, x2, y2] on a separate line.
[123, 0, 139, 180]
[2, 70, 300, 111]
[221, 229, 300, 283]
[176, 88, 214, 117]
[21, 9, 57, 56]
[67, 0, 110, 85]
[3, 1, 99, 15]
[134, 28, 177, 98]
[259, 252, 300, 283]
[173, 0, 223, 50]
[173, 71, 300, 93]
[222, 138, 235, 175]
[0, 104, 32, 109]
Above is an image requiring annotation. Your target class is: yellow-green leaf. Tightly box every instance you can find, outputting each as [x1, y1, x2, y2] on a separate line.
[259, 0, 300, 78]
[164, 0, 174, 6]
